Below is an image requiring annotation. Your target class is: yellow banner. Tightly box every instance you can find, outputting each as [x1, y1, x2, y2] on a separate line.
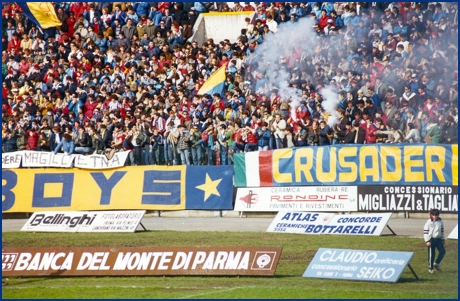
[2, 166, 186, 212]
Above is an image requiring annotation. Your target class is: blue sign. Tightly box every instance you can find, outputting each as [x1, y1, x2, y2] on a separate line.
[185, 166, 234, 210]
[303, 248, 414, 283]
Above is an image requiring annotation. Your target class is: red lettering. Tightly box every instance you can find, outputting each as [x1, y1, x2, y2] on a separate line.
[270, 195, 350, 202]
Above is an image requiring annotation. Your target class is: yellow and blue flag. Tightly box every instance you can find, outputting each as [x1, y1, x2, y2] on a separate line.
[17, 3, 62, 29]
[197, 64, 226, 96]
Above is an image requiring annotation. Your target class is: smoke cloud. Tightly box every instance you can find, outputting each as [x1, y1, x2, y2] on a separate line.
[247, 16, 340, 126]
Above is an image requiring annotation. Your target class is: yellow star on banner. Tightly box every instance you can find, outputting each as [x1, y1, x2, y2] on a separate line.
[195, 173, 222, 202]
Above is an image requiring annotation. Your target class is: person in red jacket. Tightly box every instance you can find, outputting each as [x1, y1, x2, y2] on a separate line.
[7, 33, 21, 53]
[365, 116, 378, 144]
[83, 95, 99, 119]
[67, 12, 77, 37]
[69, 2, 86, 20]
[210, 93, 225, 112]
[243, 125, 258, 152]
[26, 127, 39, 150]
[18, 57, 30, 75]
[317, 9, 331, 30]
[2, 82, 9, 99]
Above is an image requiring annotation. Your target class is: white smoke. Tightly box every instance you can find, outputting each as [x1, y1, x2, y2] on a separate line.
[248, 16, 340, 126]
[319, 87, 339, 127]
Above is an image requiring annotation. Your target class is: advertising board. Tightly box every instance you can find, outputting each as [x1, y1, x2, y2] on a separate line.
[302, 248, 414, 283]
[2, 150, 130, 169]
[447, 224, 458, 240]
[21, 211, 146, 233]
[358, 186, 458, 213]
[325, 213, 392, 236]
[267, 212, 392, 236]
[266, 212, 335, 234]
[2, 246, 282, 277]
[234, 186, 357, 212]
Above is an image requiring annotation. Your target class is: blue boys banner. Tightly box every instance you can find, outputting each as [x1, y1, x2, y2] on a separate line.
[2, 166, 233, 213]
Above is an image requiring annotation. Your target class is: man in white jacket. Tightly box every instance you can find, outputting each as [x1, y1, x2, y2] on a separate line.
[423, 209, 446, 274]
[271, 113, 286, 149]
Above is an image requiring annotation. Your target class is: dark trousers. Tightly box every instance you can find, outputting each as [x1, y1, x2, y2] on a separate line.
[428, 238, 446, 269]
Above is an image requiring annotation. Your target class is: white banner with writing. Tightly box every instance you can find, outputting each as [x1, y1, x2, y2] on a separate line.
[73, 151, 130, 169]
[234, 186, 358, 212]
[1, 150, 130, 169]
[21, 151, 77, 168]
[2, 152, 23, 168]
[21, 210, 145, 233]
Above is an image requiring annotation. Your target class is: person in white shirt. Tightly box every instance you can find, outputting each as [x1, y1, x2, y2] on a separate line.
[271, 113, 286, 149]
[265, 15, 278, 33]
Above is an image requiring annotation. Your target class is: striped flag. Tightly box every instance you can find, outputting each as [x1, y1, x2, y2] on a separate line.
[197, 65, 226, 97]
[234, 150, 275, 187]
[17, 3, 62, 29]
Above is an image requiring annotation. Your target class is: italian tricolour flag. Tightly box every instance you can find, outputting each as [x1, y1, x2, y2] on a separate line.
[234, 151, 274, 187]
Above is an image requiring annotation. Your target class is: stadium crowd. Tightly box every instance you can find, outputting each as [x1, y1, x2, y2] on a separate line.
[1, 2, 458, 166]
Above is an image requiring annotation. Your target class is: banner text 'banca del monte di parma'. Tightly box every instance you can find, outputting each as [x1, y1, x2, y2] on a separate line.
[234, 144, 458, 187]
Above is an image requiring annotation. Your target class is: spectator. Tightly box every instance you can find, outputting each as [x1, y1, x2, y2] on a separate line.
[54, 133, 75, 154]
[404, 123, 421, 143]
[440, 116, 458, 144]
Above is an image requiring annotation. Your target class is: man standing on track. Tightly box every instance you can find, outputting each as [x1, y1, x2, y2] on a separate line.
[423, 209, 446, 274]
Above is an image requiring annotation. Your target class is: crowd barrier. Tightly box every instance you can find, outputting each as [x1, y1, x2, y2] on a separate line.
[3, 145, 458, 214]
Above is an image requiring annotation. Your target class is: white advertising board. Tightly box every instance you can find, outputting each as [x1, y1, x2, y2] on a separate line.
[319, 213, 393, 236]
[78, 210, 145, 232]
[234, 186, 358, 212]
[447, 224, 458, 239]
[266, 212, 393, 236]
[266, 212, 335, 234]
[21, 211, 145, 233]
